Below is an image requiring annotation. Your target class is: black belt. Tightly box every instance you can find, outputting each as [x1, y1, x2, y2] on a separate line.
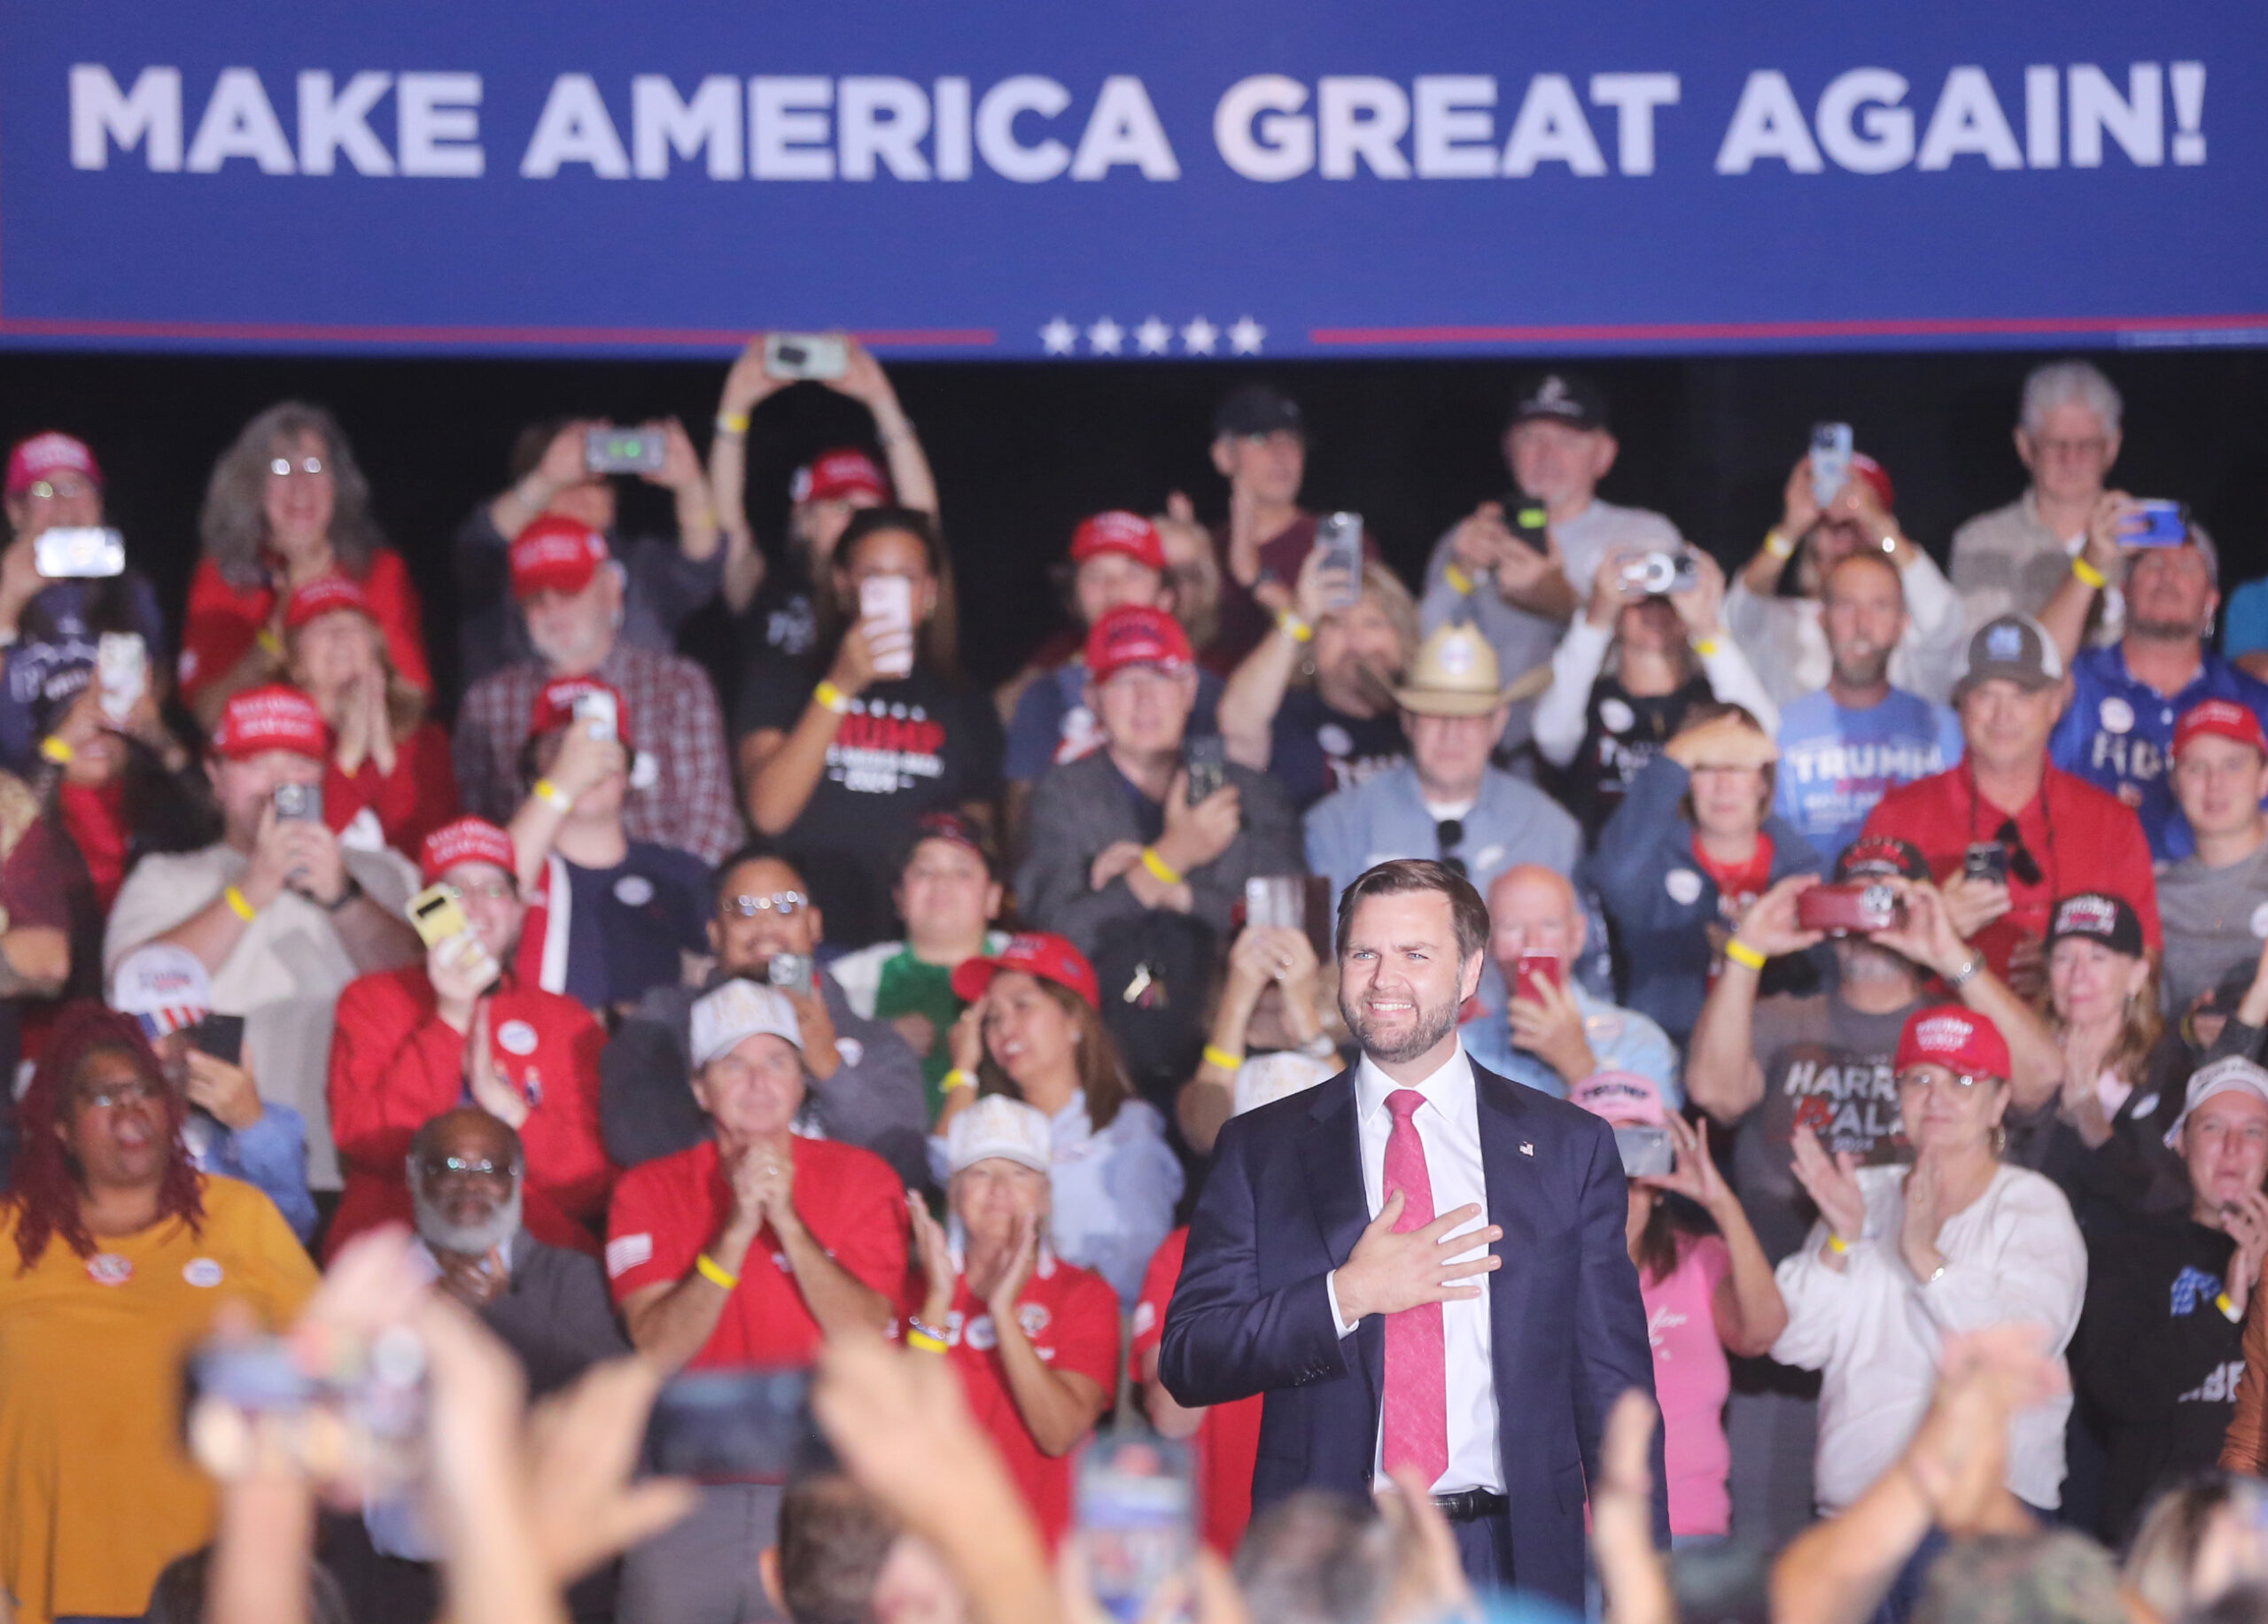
[1430, 1488, 1510, 1522]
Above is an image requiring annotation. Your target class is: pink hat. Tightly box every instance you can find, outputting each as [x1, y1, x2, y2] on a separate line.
[5, 432, 102, 497]
[792, 447, 891, 506]
[1568, 1070, 1666, 1128]
[420, 817, 517, 886]
[509, 515, 611, 600]
[1070, 511, 1167, 573]
[212, 684, 328, 763]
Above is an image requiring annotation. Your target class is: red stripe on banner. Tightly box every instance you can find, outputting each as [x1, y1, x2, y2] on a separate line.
[0, 315, 998, 350]
[1309, 312, 2268, 346]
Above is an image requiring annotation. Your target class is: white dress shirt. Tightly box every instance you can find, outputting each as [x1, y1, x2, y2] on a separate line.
[1324, 1042, 1504, 1494]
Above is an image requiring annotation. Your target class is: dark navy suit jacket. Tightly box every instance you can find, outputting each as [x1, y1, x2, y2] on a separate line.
[1159, 1059, 1667, 1605]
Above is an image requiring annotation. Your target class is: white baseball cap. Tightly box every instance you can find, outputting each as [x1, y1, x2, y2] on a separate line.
[109, 944, 213, 1037]
[944, 1095, 1052, 1177]
[2164, 1056, 2268, 1148]
[689, 980, 803, 1068]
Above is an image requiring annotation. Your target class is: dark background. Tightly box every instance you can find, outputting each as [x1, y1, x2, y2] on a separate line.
[3, 346, 2263, 703]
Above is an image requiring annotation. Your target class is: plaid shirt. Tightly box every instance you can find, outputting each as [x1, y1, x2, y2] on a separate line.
[454, 642, 742, 866]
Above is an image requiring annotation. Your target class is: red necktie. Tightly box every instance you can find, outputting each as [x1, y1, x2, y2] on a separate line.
[1380, 1087, 1449, 1485]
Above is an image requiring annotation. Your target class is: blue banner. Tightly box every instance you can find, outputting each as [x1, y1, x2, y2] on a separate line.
[1, 1, 2261, 358]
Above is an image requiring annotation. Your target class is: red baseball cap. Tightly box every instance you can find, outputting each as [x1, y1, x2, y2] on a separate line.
[951, 931, 1100, 1010]
[2175, 698, 2268, 760]
[284, 574, 377, 633]
[529, 675, 634, 750]
[792, 447, 891, 506]
[509, 515, 611, 600]
[5, 432, 102, 497]
[1085, 605, 1193, 685]
[1070, 511, 1167, 573]
[1894, 1005, 2011, 1082]
[420, 817, 518, 886]
[1847, 452, 1895, 513]
[212, 683, 329, 763]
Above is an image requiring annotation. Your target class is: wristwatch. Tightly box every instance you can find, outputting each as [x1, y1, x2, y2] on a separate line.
[322, 875, 363, 913]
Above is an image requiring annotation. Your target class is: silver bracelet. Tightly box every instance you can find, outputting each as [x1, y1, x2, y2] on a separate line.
[1945, 952, 1983, 989]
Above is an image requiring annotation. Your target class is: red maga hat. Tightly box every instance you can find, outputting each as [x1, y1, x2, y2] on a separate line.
[2175, 698, 2268, 760]
[792, 447, 891, 506]
[1085, 605, 1193, 685]
[420, 817, 517, 886]
[951, 931, 1100, 1010]
[5, 432, 102, 496]
[1894, 1005, 2010, 1081]
[212, 684, 329, 763]
[509, 514, 611, 600]
[284, 574, 377, 633]
[1070, 511, 1167, 572]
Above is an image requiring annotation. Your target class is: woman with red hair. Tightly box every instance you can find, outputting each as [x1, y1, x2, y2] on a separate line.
[0, 1004, 315, 1624]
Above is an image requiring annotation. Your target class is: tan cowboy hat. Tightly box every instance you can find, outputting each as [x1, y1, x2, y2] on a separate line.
[1393, 625, 1515, 718]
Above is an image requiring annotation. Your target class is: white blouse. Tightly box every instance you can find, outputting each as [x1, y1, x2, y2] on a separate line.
[1771, 1162, 2087, 1512]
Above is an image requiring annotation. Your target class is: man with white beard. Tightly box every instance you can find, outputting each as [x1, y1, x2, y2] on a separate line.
[1771, 551, 1963, 867]
[344, 1107, 629, 1624]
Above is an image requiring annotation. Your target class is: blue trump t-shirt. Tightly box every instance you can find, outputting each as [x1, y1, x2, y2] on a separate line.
[1774, 688, 1963, 866]
[2049, 644, 2268, 861]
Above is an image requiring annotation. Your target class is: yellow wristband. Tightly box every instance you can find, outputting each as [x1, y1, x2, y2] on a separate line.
[1723, 937, 1767, 972]
[2071, 556, 2108, 591]
[906, 1330, 949, 1354]
[1202, 1044, 1243, 1072]
[532, 777, 572, 812]
[223, 884, 258, 924]
[1276, 608, 1313, 644]
[1443, 563, 1475, 595]
[1826, 1232, 1851, 1255]
[814, 680, 851, 715]
[714, 409, 750, 437]
[1691, 637, 1720, 657]
[1140, 846, 1184, 886]
[941, 1068, 975, 1092]
[1764, 529, 1795, 560]
[2218, 1291, 2243, 1324]
[38, 735, 74, 765]
[695, 1252, 740, 1291]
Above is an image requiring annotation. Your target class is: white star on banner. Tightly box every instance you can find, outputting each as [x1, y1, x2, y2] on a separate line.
[1135, 316, 1173, 355]
[1228, 315, 1266, 355]
[1181, 315, 1218, 355]
[1040, 317, 1077, 355]
[1086, 316, 1124, 355]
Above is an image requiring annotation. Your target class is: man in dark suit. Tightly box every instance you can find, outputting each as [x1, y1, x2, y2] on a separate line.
[1161, 859, 1665, 1603]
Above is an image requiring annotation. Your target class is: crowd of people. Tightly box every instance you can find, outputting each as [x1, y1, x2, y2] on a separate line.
[4, 345, 2268, 1624]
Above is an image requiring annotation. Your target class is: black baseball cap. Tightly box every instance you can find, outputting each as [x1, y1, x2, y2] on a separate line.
[2046, 891, 2146, 959]
[1508, 371, 1611, 434]
[1835, 835, 1930, 883]
[1213, 384, 1305, 440]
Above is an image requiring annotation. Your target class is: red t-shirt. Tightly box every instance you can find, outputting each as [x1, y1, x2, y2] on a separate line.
[1861, 763, 2159, 978]
[324, 721, 461, 856]
[606, 1137, 909, 1369]
[324, 967, 613, 1262]
[934, 1255, 1120, 1548]
[178, 549, 431, 703]
[1130, 1228, 1263, 1557]
[1691, 831, 1775, 929]
[58, 781, 130, 912]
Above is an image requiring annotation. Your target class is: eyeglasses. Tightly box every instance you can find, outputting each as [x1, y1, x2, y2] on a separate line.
[1435, 819, 1467, 879]
[1992, 820, 2044, 888]
[439, 879, 517, 904]
[1895, 1069, 1986, 1094]
[416, 1154, 519, 1185]
[24, 478, 95, 502]
[74, 1077, 165, 1111]
[722, 891, 808, 919]
[268, 455, 327, 478]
